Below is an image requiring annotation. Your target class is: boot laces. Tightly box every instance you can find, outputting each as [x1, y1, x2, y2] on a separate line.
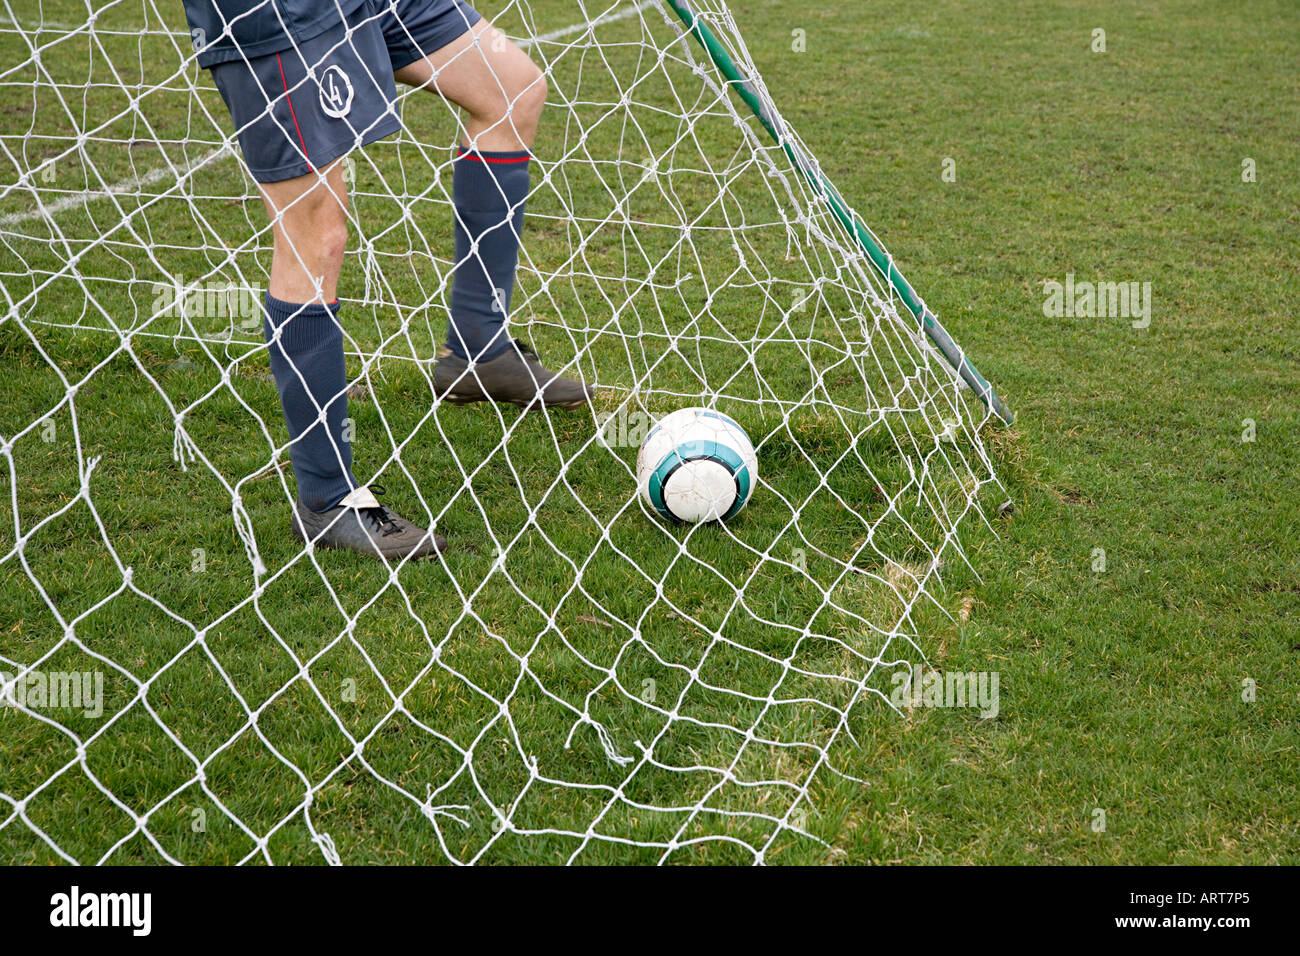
[357, 484, 402, 537]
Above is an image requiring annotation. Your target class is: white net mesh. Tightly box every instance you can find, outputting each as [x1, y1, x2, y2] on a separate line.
[1, 0, 1004, 864]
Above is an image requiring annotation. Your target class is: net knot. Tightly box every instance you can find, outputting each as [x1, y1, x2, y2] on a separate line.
[313, 831, 341, 866]
[230, 493, 267, 576]
[421, 787, 472, 830]
[573, 713, 632, 767]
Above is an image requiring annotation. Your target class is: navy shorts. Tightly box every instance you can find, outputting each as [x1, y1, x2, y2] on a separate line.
[210, 0, 482, 183]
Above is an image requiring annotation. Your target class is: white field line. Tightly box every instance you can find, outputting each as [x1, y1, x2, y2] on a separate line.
[0, 0, 659, 228]
[524, 0, 658, 46]
[0, 14, 85, 33]
[0, 146, 233, 228]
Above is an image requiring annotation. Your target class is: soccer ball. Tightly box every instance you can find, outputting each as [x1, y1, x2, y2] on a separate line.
[636, 407, 758, 523]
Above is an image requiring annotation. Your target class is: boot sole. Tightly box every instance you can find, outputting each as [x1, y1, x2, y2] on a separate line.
[292, 519, 446, 561]
[439, 390, 592, 410]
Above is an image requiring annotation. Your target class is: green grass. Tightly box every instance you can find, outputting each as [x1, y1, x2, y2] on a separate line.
[1, 0, 1297, 864]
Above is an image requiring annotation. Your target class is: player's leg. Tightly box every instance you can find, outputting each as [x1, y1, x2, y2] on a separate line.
[385, 4, 592, 408]
[208, 10, 444, 559]
[256, 162, 358, 516]
[392, 18, 545, 152]
[260, 160, 350, 306]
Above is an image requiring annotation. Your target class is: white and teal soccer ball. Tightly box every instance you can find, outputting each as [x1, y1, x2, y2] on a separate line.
[636, 407, 758, 524]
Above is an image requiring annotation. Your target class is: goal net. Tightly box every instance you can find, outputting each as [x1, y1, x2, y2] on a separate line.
[0, 0, 1007, 864]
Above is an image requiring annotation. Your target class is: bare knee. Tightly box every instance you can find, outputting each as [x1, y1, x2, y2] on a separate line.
[316, 212, 348, 274]
[481, 65, 544, 149]
[426, 26, 549, 150]
[263, 164, 349, 301]
[511, 66, 546, 130]
[268, 205, 343, 305]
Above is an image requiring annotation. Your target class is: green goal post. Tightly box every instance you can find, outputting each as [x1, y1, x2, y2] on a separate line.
[664, 0, 1015, 426]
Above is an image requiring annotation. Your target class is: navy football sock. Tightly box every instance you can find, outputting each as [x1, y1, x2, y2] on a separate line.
[446, 147, 530, 362]
[262, 294, 357, 513]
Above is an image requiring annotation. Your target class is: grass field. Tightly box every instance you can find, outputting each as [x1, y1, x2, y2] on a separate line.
[1, 0, 1297, 864]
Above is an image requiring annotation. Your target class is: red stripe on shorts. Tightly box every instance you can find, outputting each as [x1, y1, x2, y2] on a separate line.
[277, 53, 314, 173]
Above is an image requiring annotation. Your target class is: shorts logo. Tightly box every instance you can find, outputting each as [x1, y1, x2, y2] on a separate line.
[318, 65, 354, 119]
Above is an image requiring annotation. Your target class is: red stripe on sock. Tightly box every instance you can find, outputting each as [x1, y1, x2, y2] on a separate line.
[456, 148, 531, 164]
[277, 53, 314, 174]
